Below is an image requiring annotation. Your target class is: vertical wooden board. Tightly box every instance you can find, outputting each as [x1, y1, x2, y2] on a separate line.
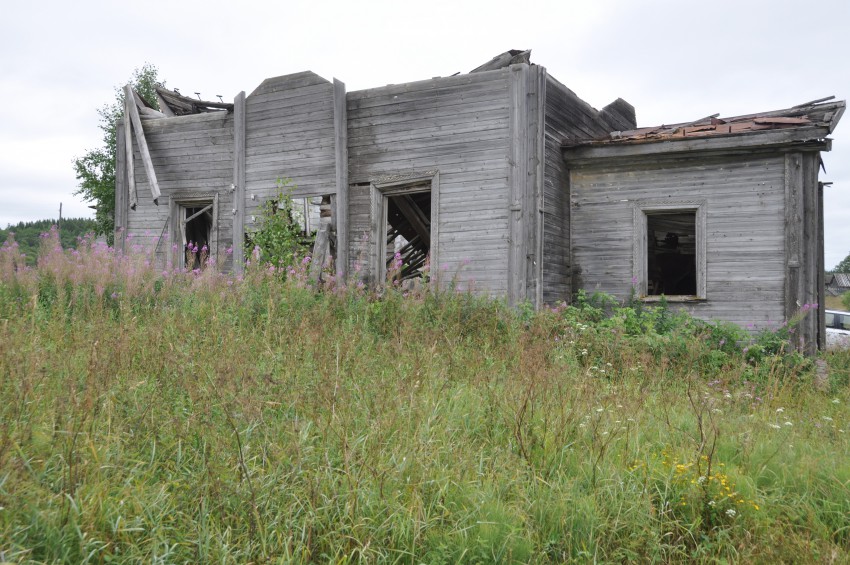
[115, 123, 127, 252]
[817, 179, 825, 349]
[334, 79, 349, 277]
[801, 152, 820, 353]
[532, 67, 547, 308]
[508, 64, 528, 305]
[784, 152, 804, 335]
[232, 91, 247, 273]
[123, 95, 137, 210]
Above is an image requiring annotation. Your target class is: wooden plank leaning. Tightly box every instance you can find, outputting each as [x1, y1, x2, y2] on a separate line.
[123, 93, 137, 210]
[309, 225, 330, 284]
[124, 85, 162, 205]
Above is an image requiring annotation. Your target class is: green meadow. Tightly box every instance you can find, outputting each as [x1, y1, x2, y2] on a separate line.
[1, 229, 848, 563]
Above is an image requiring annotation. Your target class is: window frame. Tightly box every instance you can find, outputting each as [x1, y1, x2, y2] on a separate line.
[369, 172, 440, 285]
[169, 192, 219, 270]
[633, 200, 706, 302]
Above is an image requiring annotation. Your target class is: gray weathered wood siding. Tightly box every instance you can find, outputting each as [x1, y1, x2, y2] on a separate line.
[244, 72, 337, 231]
[126, 112, 234, 269]
[347, 183, 372, 277]
[345, 69, 513, 293]
[570, 154, 788, 328]
[541, 77, 618, 305]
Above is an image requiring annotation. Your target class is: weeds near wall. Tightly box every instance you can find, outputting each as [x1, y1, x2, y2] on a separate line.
[0, 228, 848, 563]
[245, 178, 311, 273]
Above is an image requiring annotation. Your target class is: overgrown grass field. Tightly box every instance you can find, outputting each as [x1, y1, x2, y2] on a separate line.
[1, 230, 849, 563]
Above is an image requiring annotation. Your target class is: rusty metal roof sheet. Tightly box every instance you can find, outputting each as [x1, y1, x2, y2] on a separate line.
[567, 98, 845, 147]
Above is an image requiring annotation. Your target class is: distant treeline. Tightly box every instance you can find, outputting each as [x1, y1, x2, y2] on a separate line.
[1, 218, 98, 265]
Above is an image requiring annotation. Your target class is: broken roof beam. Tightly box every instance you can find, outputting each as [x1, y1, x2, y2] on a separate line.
[124, 85, 162, 205]
[470, 49, 531, 73]
[155, 91, 176, 117]
[154, 86, 234, 116]
[394, 195, 431, 245]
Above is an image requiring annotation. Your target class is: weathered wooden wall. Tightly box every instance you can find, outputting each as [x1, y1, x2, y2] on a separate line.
[541, 77, 630, 305]
[345, 69, 514, 294]
[243, 72, 337, 231]
[784, 151, 824, 352]
[125, 112, 234, 269]
[569, 154, 788, 329]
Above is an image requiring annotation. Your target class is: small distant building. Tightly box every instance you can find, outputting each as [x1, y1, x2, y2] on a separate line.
[114, 50, 844, 352]
[826, 272, 850, 297]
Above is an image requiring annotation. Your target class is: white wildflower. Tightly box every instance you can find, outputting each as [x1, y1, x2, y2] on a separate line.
[725, 509, 736, 518]
[697, 476, 707, 485]
[784, 421, 793, 427]
[776, 407, 784, 413]
[822, 416, 833, 422]
[768, 423, 781, 429]
[832, 398, 840, 404]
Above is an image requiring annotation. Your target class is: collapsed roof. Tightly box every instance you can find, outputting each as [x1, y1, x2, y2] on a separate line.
[565, 97, 845, 147]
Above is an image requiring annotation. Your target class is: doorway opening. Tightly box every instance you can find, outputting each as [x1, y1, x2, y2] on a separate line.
[182, 202, 213, 269]
[383, 190, 431, 282]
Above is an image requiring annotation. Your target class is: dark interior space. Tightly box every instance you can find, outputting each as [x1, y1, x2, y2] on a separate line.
[647, 211, 696, 295]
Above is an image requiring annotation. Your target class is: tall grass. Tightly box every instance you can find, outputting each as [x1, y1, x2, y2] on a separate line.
[0, 228, 848, 563]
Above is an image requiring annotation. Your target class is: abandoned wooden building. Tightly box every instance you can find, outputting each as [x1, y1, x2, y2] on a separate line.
[114, 50, 844, 352]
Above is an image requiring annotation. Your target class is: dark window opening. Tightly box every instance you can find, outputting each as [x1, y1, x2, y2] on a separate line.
[184, 204, 213, 268]
[647, 211, 696, 295]
[385, 191, 431, 281]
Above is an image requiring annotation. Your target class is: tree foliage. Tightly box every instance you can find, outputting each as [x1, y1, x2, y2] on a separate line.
[245, 180, 311, 271]
[0, 218, 97, 266]
[833, 252, 850, 274]
[73, 64, 164, 245]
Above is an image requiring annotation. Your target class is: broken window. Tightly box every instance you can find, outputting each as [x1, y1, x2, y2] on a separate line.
[383, 191, 431, 281]
[366, 174, 440, 286]
[289, 196, 324, 239]
[634, 202, 705, 300]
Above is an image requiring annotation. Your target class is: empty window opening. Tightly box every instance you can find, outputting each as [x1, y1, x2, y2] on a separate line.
[183, 203, 213, 268]
[290, 196, 324, 240]
[646, 211, 696, 296]
[384, 190, 431, 282]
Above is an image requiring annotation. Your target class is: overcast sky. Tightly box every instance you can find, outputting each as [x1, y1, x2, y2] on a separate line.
[1, 0, 848, 266]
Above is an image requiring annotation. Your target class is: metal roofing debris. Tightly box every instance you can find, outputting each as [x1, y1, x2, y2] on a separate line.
[565, 99, 846, 147]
